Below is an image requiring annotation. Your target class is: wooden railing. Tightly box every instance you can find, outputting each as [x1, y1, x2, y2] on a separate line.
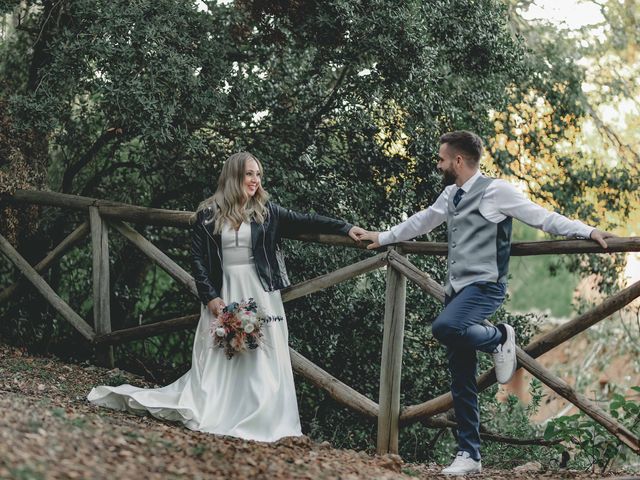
[1, 189, 640, 455]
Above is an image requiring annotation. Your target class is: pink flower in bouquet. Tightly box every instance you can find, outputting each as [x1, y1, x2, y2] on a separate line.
[230, 333, 245, 351]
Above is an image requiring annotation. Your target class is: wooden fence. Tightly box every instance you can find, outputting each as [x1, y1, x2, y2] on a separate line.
[1, 189, 640, 455]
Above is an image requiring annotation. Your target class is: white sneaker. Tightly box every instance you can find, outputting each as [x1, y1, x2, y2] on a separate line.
[493, 323, 517, 384]
[441, 451, 482, 475]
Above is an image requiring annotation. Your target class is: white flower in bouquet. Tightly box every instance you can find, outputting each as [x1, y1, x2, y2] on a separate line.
[244, 323, 255, 334]
[240, 312, 253, 326]
[215, 327, 226, 337]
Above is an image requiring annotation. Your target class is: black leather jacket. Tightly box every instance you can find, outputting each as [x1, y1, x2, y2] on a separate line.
[190, 201, 353, 305]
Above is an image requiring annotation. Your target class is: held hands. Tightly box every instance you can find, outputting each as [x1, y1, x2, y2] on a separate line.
[590, 229, 618, 249]
[355, 230, 382, 250]
[348, 226, 368, 242]
[208, 297, 226, 317]
[347, 226, 383, 250]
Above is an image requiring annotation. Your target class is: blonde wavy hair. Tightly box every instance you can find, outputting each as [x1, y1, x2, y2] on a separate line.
[195, 152, 269, 234]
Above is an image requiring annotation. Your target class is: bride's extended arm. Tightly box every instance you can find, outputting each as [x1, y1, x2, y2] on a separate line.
[274, 204, 364, 240]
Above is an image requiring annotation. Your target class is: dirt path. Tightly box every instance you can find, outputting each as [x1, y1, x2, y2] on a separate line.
[0, 344, 634, 479]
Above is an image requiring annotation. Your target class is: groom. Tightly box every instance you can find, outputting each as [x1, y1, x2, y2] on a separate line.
[357, 130, 615, 475]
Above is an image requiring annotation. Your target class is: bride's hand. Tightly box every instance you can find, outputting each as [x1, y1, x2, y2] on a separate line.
[208, 297, 226, 316]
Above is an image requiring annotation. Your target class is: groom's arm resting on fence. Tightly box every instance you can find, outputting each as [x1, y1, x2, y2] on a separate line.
[489, 180, 617, 248]
[356, 178, 617, 250]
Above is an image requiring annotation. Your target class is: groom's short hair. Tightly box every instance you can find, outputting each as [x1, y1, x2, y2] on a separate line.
[439, 131, 483, 165]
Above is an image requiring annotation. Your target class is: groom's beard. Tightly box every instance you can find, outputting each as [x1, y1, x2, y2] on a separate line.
[441, 168, 457, 187]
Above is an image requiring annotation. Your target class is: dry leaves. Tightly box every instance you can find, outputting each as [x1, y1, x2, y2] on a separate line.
[0, 344, 633, 479]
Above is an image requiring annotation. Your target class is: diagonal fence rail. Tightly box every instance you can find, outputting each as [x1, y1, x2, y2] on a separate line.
[1, 189, 639, 456]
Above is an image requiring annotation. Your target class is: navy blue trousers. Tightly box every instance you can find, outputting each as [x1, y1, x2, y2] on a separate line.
[431, 281, 507, 461]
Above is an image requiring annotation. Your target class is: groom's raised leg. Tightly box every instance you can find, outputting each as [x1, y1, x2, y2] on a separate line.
[431, 282, 506, 353]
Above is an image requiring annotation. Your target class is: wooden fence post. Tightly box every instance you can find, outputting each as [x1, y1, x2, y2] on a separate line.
[90, 207, 113, 367]
[377, 247, 407, 455]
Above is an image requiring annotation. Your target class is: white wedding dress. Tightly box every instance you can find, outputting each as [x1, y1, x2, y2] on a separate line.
[87, 221, 302, 442]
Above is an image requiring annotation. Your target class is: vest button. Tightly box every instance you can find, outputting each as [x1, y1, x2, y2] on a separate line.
[451, 275, 456, 280]
[452, 227, 457, 232]
[451, 260, 456, 264]
[452, 242, 457, 248]
[454, 212, 459, 216]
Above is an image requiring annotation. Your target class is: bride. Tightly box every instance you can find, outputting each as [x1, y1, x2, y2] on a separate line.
[88, 152, 363, 442]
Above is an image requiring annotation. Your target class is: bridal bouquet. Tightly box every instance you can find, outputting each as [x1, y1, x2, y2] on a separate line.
[211, 298, 282, 359]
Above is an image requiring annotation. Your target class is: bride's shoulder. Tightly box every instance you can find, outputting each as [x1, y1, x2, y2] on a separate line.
[192, 203, 218, 224]
[265, 201, 281, 213]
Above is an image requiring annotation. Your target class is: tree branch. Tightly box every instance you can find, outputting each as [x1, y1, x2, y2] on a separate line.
[421, 417, 562, 446]
[582, 99, 640, 173]
[62, 128, 124, 194]
[26, 0, 65, 93]
[79, 161, 139, 197]
[304, 65, 351, 131]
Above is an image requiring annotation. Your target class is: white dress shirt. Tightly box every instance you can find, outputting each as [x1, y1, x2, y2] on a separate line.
[378, 170, 594, 246]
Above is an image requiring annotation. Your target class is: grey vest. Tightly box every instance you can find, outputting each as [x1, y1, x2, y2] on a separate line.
[445, 176, 513, 296]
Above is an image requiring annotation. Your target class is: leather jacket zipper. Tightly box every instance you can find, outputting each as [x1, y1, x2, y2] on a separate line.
[261, 223, 274, 290]
[201, 222, 222, 265]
